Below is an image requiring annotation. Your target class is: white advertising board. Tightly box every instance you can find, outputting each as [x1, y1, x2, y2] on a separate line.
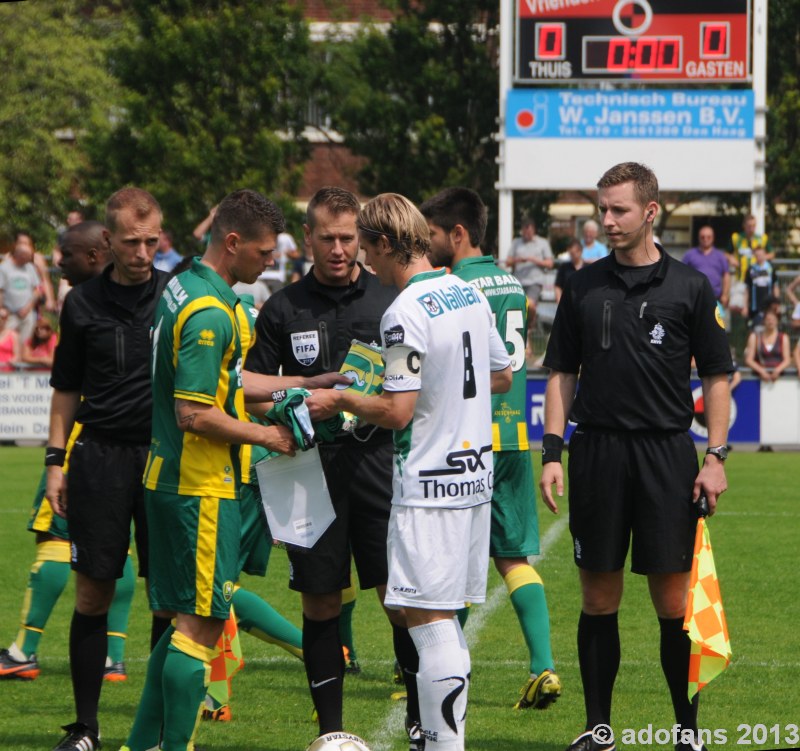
[0, 372, 53, 441]
[760, 379, 800, 445]
[502, 88, 756, 191]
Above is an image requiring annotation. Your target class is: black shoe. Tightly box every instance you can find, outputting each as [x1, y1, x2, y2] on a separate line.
[52, 723, 101, 751]
[565, 729, 615, 751]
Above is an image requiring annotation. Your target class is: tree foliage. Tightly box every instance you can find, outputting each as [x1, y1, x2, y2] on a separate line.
[319, 0, 500, 209]
[84, 0, 314, 246]
[0, 1, 117, 247]
[766, 0, 800, 245]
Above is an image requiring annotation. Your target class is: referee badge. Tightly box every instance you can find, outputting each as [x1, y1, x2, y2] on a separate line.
[714, 301, 726, 329]
[649, 322, 666, 345]
[291, 331, 319, 366]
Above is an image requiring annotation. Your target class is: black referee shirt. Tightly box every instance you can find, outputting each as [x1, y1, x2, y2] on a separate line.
[51, 265, 169, 444]
[247, 264, 397, 445]
[544, 246, 733, 432]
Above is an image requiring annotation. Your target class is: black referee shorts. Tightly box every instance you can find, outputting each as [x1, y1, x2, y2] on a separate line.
[66, 433, 150, 581]
[567, 427, 699, 574]
[287, 441, 393, 594]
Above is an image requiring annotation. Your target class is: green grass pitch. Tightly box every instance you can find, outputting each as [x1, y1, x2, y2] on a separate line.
[0, 446, 797, 750]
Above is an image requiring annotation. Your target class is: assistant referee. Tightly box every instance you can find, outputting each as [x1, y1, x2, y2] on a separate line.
[45, 188, 169, 751]
[540, 163, 733, 751]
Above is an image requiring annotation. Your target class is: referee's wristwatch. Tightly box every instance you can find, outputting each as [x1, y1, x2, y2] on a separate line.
[705, 445, 728, 462]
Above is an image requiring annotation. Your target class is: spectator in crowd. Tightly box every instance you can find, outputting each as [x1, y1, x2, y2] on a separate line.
[794, 339, 800, 376]
[0, 234, 44, 343]
[0, 306, 20, 371]
[21, 317, 58, 369]
[289, 234, 314, 283]
[727, 214, 773, 317]
[192, 204, 218, 247]
[555, 238, 584, 303]
[232, 276, 270, 310]
[743, 309, 791, 384]
[743, 246, 779, 323]
[22, 232, 58, 315]
[506, 217, 554, 329]
[153, 230, 183, 272]
[785, 272, 800, 331]
[580, 219, 607, 263]
[683, 226, 730, 308]
[259, 230, 296, 294]
[744, 307, 790, 453]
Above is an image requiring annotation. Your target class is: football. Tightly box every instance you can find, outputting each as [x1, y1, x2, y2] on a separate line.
[305, 731, 372, 751]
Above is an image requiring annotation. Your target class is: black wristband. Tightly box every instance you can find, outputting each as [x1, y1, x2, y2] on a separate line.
[541, 433, 564, 465]
[44, 447, 67, 467]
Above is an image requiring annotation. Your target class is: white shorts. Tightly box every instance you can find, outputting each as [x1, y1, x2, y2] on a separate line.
[384, 502, 491, 611]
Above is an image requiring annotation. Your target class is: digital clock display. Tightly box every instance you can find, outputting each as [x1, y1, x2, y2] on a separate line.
[584, 36, 682, 73]
[515, 0, 750, 84]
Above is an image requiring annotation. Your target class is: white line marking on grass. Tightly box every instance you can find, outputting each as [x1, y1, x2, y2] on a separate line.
[370, 515, 569, 751]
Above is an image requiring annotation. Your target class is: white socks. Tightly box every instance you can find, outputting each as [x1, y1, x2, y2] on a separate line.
[409, 618, 470, 750]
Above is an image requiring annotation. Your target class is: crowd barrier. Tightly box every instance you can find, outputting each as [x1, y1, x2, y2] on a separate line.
[1, 371, 798, 445]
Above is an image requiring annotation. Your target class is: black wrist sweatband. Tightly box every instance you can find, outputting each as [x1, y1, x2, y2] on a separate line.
[44, 447, 67, 467]
[541, 433, 564, 465]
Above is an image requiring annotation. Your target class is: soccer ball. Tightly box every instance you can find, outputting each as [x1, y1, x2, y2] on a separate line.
[305, 731, 372, 751]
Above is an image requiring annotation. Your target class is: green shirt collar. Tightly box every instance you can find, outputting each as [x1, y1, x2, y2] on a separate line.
[190, 257, 239, 309]
[451, 256, 495, 274]
[406, 267, 447, 287]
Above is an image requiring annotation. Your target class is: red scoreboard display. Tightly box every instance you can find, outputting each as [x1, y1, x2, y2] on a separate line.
[516, 0, 750, 83]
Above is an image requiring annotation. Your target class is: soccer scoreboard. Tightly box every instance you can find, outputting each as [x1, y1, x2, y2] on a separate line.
[516, 0, 751, 83]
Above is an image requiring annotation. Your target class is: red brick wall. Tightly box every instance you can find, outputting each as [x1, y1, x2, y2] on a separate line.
[298, 143, 368, 200]
[299, 0, 394, 21]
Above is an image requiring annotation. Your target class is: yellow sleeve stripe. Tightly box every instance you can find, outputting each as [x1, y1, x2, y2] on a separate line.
[174, 390, 216, 405]
[172, 296, 237, 368]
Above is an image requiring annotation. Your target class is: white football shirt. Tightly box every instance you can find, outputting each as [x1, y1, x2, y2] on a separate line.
[381, 268, 510, 509]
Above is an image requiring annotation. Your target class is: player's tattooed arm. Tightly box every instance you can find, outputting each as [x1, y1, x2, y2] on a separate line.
[175, 402, 200, 433]
[174, 397, 296, 455]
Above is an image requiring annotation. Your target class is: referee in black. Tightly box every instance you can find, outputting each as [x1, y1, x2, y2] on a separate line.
[45, 188, 169, 751]
[540, 163, 732, 751]
[246, 187, 423, 746]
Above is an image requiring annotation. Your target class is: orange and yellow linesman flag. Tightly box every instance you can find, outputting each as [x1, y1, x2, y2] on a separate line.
[207, 605, 244, 709]
[684, 518, 732, 700]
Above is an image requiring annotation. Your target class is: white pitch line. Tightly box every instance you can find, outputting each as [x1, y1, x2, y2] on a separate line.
[370, 515, 569, 751]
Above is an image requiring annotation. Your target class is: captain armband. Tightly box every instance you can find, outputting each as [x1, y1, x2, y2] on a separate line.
[541, 433, 564, 465]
